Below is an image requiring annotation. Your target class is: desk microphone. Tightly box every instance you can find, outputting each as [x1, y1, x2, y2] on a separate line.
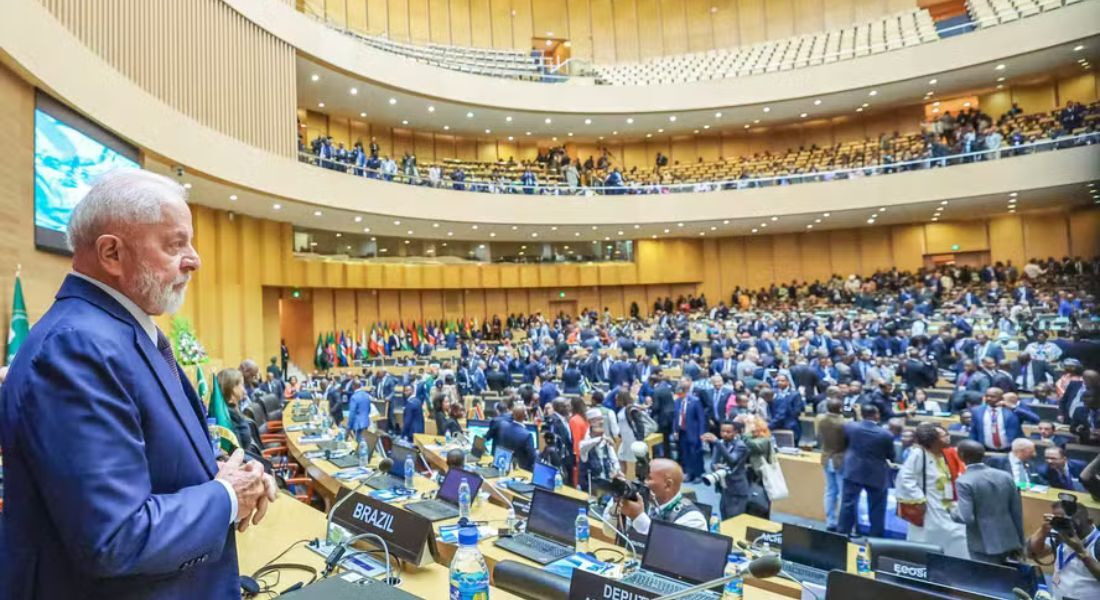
[587, 504, 639, 568]
[323, 458, 392, 542]
[653, 555, 782, 600]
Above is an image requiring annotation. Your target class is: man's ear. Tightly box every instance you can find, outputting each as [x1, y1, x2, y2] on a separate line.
[95, 234, 124, 277]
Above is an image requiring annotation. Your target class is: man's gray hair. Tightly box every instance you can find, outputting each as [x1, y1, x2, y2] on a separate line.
[67, 169, 187, 251]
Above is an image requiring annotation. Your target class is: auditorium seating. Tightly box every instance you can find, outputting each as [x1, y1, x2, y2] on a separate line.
[967, 0, 1078, 27]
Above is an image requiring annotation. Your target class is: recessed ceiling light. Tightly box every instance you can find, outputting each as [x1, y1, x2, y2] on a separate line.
[634, 224, 641, 229]
[402, 120, 409, 125]
[651, 235, 657, 239]
[663, 229, 670, 233]
[868, 90, 877, 96]
[272, 203, 281, 210]
[657, 128, 664, 133]
[699, 232, 706, 236]
[526, 131, 532, 135]
[669, 115, 677, 122]
[928, 79, 937, 85]
[310, 74, 320, 81]
[677, 223, 684, 227]
[800, 113, 808, 118]
[806, 224, 813, 229]
[1075, 45, 1085, 51]
[363, 227, 371, 232]
[771, 216, 778, 221]
[485, 129, 491, 134]
[531, 232, 538, 238]
[861, 103, 869, 108]
[447, 231, 454, 236]
[604, 237, 610, 241]
[722, 220, 729, 225]
[867, 218, 875, 224]
[229, 194, 237, 201]
[318, 102, 325, 108]
[574, 232, 580, 236]
[963, 102, 971, 108]
[751, 228, 758, 233]
[394, 220, 401, 225]
[694, 130, 700, 134]
[612, 131, 618, 135]
[618, 230, 624, 235]
[545, 117, 552, 124]
[354, 216, 363, 222]
[709, 226, 716, 231]
[933, 101, 941, 106]
[505, 116, 512, 122]
[997, 84, 1004, 89]
[349, 87, 358, 95]
[703, 125, 710, 129]
[552, 136, 558, 141]
[762, 107, 771, 113]
[313, 210, 323, 218]
[753, 119, 760, 124]
[823, 212, 830, 217]
[996, 77, 1005, 82]
[815, 218, 821, 223]
[508, 136, 514, 141]
[592, 225, 598, 230]
[760, 223, 767, 228]
[931, 217, 938, 222]
[813, 99, 822, 106]
[360, 112, 367, 117]
[744, 124, 750, 129]
[715, 112, 723, 118]
[599, 136, 605, 140]
[646, 133, 652, 138]
[389, 98, 397, 105]
[1009, 209, 1016, 213]
[568, 132, 574, 137]
[626, 118, 634, 124]
[443, 125, 450, 130]
[856, 107, 864, 113]
[428, 105, 435, 112]
[995, 64, 1006, 70]
[584, 118, 591, 125]
[489, 232, 496, 237]
[879, 207, 886, 212]
[467, 112, 474, 118]
[472, 225, 478, 229]
[941, 200, 949, 205]
[551, 226, 558, 230]
[335, 233, 342, 238]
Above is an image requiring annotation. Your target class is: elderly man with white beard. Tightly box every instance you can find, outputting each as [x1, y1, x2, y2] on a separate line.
[0, 169, 276, 599]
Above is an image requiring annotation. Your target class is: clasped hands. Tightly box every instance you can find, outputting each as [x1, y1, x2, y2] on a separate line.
[216, 449, 278, 532]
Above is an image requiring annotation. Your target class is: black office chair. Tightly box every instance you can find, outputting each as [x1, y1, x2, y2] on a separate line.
[261, 393, 282, 420]
[492, 560, 569, 600]
[866, 537, 942, 572]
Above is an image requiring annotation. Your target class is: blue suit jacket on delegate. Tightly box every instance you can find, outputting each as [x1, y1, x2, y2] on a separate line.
[346, 389, 375, 432]
[841, 420, 895, 489]
[401, 396, 425, 441]
[969, 404, 1038, 447]
[0, 275, 237, 599]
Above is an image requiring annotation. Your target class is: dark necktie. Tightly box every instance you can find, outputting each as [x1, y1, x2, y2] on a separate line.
[156, 329, 182, 385]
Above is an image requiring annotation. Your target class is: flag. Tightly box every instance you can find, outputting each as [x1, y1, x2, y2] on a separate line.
[6, 272, 29, 365]
[195, 365, 209, 400]
[207, 370, 239, 452]
[314, 334, 325, 369]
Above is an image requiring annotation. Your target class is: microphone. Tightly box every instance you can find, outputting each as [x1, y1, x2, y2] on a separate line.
[322, 531, 393, 583]
[587, 502, 639, 567]
[653, 555, 782, 600]
[377, 457, 394, 474]
[325, 480, 368, 544]
[630, 441, 649, 460]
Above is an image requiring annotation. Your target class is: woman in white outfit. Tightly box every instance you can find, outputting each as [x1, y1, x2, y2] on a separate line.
[897, 423, 969, 558]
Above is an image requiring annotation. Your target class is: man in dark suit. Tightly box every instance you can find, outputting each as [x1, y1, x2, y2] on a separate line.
[984, 438, 1044, 486]
[493, 406, 537, 471]
[769, 374, 805, 444]
[1009, 352, 1056, 393]
[838, 404, 895, 538]
[651, 377, 676, 458]
[951, 440, 1025, 564]
[951, 359, 991, 411]
[0, 170, 274, 598]
[702, 421, 750, 520]
[401, 386, 426, 441]
[1040, 445, 1087, 491]
[970, 387, 1039, 452]
[674, 379, 707, 482]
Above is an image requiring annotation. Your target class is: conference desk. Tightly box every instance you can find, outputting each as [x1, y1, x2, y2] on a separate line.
[771, 448, 1100, 537]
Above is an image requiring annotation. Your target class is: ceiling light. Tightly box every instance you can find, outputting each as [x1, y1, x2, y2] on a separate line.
[478, 244, 485, 249]
[526, 131, 532, 135]
[604, 237, 610, 241]
[229, 194, 237, 201]
[402, 120, 409, 125]
[996, 77, 1005, 82]
[551, 226, 558, 230]
[933, 101, 941, 106]
[867, 218, 875, 224]
[568, 132, 574, 137]
[310, 74, 320, 82]
[753, 119, 760, 124]
[651, 235, 657, 239]
[363, 227, 371, 232]
[771, 216, 778, 221]
[862, 103, 869, 108]
[879, 207, 886, 212]
[626, 118, 634, 124]
[669, 115, 677, 122]
[868, 90, 877, 96]
[806, 224, 813, 229]
[800, 113, 808, 118]
[703, 125, 710, 129]
[335, 233, 342, 238]
[447, 231, 453, 236]
[710, 226, 716, 231]
[715, 112, 723, 118]
[272, 203, 281, 210]
[618, 230, 624, 235]
[531, 233, 538, 238]
[963, 102, 971, 107]
[1075, 45, 1085, 51]
[928, 79, 937, 85]
[694, 130, 700, 134]
[592, 226, 598, 230]
[443, 125, 450, 130]
[722, 220, 729, 225]
[751, 228, 758, 233]
[813, 99, 822, 106]
[485, 129, 491, 134]
[318, 102, 325, 108]
[657, 128, 664, 133]
[389, 98, 397, 105]
[489, 232, 496, 237]
[634, 224, 641, 229]
[663, 229, 670, 234]
[471, 225, 478, 229]
[360, 112, 367, 117]
[545, 117, 552, 124]
[760, 223, 767, 228]
[313, 210, 322, 217]
[394, 220, 401, 225]
[584, 118, 591, 125]
[552, 136, 558, 141]
[349, 87, 358, 95]
[823, 212, 830, 217]
[677, 223, 684, 227]
[467, 112, 474, 118]
[1009, 209, 1016, 213]
[857, 107, 864, 113]
[574, 232, 580, 236]
[931, 217, 938, 222]
[1010, 192, 1018, 197]
[505, 115, 512, 122]
[744, 124, 750, 129]
[406, 229, 413, 235]
[997, 84, 1004, 89]
[612, 131, 618, 135]
[428, 105, 435, 112]
[995, 64, 1006, 71]
[941, 201, 949, 205]
[699, 232, 705, 236]
[815, 218, 821, 223]
[508, 136, 514, 141]
[354, 216, 363, 222]
[646, 133, 652, 138]
[432, 223, 439, 228]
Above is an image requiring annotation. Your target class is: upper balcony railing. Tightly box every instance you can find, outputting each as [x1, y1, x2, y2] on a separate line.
[299, 131, 1099, 196]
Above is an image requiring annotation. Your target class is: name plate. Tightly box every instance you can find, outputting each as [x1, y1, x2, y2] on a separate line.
[569, 570, 657, 600]
[879, 556, 927, 580]
[331, 488, 433, 566]
[745, 526, 782, 548]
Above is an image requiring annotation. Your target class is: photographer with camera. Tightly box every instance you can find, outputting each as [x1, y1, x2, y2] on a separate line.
[602, 458, 708, 539]
[1026, 495, 1100, 600]
[701, 420, 750, 520]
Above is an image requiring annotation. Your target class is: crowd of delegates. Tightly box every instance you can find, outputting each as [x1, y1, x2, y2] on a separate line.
[297, 101, 1099, 195]
[221, 256, 1100, 595]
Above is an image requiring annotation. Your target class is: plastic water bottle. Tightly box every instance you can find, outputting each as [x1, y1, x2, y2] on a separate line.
[722, 554, 745, 599]
[449, 527, 489, 600]
[309, 402, 319, 420]
[404, 455, 416, 489]
[206, 418, 220, 456]
[575, 508, 590, 553]
[710, 514, 721, 533]
[445, 430, 453, 445]
[506, 507, 518, 534]
[358, 441, 370, 468]
[856, 545, 871, 575]
[458, 478, 472, 520]
[335, 427, 346, 443]
[554, 470, 564, 491]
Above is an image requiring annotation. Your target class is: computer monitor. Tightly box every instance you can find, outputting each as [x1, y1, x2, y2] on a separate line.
[527, 488, 588, 546]
[437, 468, 483, 504]
[825, 571, 953, 600]
[388, 443, 416, 478]
[471, 435, 488, 459]
[642, 520, 732, 585]
[524, 423, 539, 449]
[875, 571, 1000, 600]
[780, 523, 848, 572]
[466, 419, 490, 445]
[532, 462, 558, 490]
[360, 430, 381, 463]
[925, 553, 1032, 598]
[492, 446, 514, 471]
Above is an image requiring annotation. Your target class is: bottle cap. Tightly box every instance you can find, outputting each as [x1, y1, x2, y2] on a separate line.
[458, 527, 479, 546]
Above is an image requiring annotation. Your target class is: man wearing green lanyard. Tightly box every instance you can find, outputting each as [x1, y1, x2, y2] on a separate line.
[1027, 497, 1100, 600]
[606, 458, 708, 537]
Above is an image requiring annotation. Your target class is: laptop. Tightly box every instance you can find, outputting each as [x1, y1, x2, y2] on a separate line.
[493, 488, 586, 565]
[363, 444, 416, 490]
[825, 571, 955, 600]
[404, 468, 484, 522]
[465, 420, 490, 448]
[875, 571, 1000, 600]
[469, 446, 513, 479]
[925, 552, 1034, 599]
[779, 523, 849, 586]
[620, 520, 731, 599]
[506, 461, 558, 496]
[468, 435, 489, 461]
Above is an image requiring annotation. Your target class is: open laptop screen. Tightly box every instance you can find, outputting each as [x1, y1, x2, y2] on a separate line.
[780, 523, 848, 572]
[532, 462, 558, 490]
[527, 488, 587, 546]
[437, 468, 484, 505]
[642, 519, 731, 584]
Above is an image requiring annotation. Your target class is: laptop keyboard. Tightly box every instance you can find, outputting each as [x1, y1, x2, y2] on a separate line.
[496, 533, 571, 564]
[405, 500, 458, 521]
[364, 474, 405, 489]
[622, 572, 716, 600]
[782, 561, 828, 586]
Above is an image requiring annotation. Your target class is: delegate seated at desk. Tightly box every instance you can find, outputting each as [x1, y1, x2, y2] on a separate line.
[602, 458, 708, 537]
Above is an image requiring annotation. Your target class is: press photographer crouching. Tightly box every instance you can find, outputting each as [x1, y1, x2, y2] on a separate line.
[601, 458, 709, 540]
[700, 420, 751, 520]
[1026, 493, 1100, 600]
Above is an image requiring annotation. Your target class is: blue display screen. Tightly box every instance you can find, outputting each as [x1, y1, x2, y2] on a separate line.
[33, 102, 139, 254]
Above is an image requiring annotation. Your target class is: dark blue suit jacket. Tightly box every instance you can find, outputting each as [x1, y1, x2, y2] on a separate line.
[401, 396, 425, 441]
[969, 404, 1038, 448]
[494, 420, 537, 471]
[841, 420, 895, 489]
[0, 275, 237, 599]
[1039, 460, 1087, 492]
[768, 389, 804, 438]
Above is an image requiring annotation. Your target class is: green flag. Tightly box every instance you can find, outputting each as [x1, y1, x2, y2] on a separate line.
[6, 273, 28, 365]
[206, 370, 239, 453]
[195, 365, 208, 399]
[314, 334, 325, 369]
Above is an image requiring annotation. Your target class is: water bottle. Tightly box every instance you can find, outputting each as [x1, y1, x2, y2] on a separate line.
[856, 545, 871, 575]
[554, 470, 564, 491]
[458, 478, 472, 520]
[404, 455, 416, 489]
[309, 402, 319, 419]
[575, 508, 590, 553]
[206, 417, 220, 455]
[722, 554, 745, 599]
[445, 430, 453, 445]
[336, 427, 346, 443]
[358, 440, 370, 468]
[449, 527, 489, 600]
[710, 514, 721, 533]
[505, 507, 518, 534]
[1016, 466, 1031, 491]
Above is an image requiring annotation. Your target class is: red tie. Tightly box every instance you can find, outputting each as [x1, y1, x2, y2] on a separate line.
[991, 407, 1003, 449]
[679, 396, 687, 429]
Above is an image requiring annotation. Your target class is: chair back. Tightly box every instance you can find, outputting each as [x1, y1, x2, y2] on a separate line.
[491, 560, 569, 600]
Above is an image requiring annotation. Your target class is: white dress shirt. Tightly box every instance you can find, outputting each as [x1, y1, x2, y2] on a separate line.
[70, 272, 238, 524]
[983, 406, 1009, 451]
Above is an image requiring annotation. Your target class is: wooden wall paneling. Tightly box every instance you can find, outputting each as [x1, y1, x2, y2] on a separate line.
[924, 221, 988, 254]
[711, 0, 739, 50]
[578, 286, 601, 313]
[414, 131, 435, 162]
[398, 290, 423, 321]
[480, 264, 502, 288]
[279, 292, 314, 371]
[465, 289, 487, 320]
[347, 0, 369, 33]
[696, 135, 720, 162]
[489, 0, 513, 48]
[858, 227, 893, 272]
[987, 215, 1026, 266]
[558, 264, 581, 287]
[469, 0, 493, 46]
[700, 238, 723, 302]
[371, 124, 394, 158]
[589, 0, 617, 62]
[646, 285, 671, 310]
[670, 136, 696, 165]
[519, 264, 541, 288]
[484, 289, 507, 316]
[579, 264, 600, 286]
[798, 231, 832, 283]
[409, 0, 432, 42]
[192, 205, 222, 363]
[532, 0, 569, 43]
[499, 264, 521, 287]
[313, 289, 336, 334]
[476, 139, 499, 162]
[506, 288, 530, 315]
[428, 0, 452, 42]
[890, 223, 925, 273]
[378, 290, 402, 323]
[1057, 73, 1098, 105]
[1023, 212, 1070, 260]
[718, 237, 747, 297]
[794, 0, 825, 35]
[456, 137, 477, 160]
[743, 236, 775, 290]
[421, 289, 445, 320]
[442, 290, 465, 319]
[326, 0, 349, 30]
[635, 0, 664, 58]
[304, 261, 325, 289]
[613, 0, 640, 63]
[356, 290, 381, 327]
[764, 0, 794, 42]
[365, 264, 384, 289]
[1013, 82, 1058, 115]
[737, 0, 766, 45]
[422, 265, 444, 289]
[599, 286, 625, 316]
[772, 233, 803, 284]
[827, 229, 860, 277]
[623, 285, 648, 316]
[392, 128, 414, 157]
[388, 0, 411, 40]
[1069, 209, 1100, 259]
[513, 0, 535, 49]
[450, 0, 473, 45]
[334, 289, 358, 335]
[566, 0, 593, 60]
[262, 287, 282, 364]
[659, 0, 688, 55]
[823, 0, 854, 32]
[239, 215, 264, 364]
[403, 265, 424, 289]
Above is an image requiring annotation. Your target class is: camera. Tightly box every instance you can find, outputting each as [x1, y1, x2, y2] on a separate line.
[701, 468, 729, 490]
[592, 476, 646, 502]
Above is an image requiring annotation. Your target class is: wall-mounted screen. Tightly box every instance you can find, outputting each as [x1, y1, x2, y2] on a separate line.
[34, 92, 140, 255]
